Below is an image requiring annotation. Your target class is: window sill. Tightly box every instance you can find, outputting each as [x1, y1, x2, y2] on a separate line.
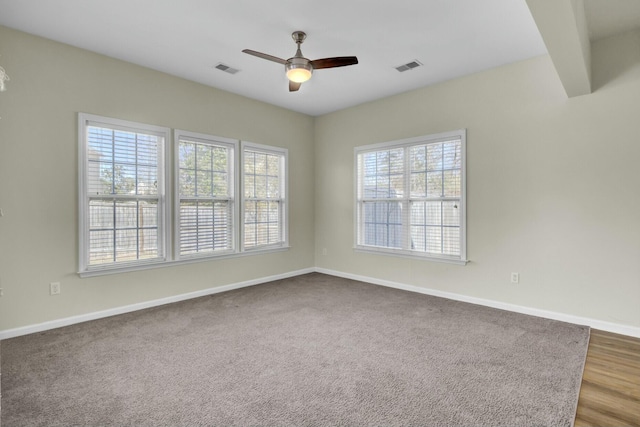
[354, 246, 468, 265]
[78, 246, 291, 278]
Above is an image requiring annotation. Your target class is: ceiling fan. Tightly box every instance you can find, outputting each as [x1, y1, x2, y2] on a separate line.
[243, 31, 358, 92]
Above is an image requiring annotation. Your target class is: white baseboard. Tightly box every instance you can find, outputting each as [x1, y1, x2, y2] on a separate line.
[315, 267, 640, 338]
[0, 267, 315, 340]
[2, 266, 639, 340]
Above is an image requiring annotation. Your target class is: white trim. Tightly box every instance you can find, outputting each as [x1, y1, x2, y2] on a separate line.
[0, 267, 314, 340]
[3, 267, 639, 339]
[315, 267, 640, 338]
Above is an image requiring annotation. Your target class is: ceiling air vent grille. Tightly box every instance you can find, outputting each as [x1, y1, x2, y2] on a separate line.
[215, 63, 240, 75]
[395, 60, 423, 72]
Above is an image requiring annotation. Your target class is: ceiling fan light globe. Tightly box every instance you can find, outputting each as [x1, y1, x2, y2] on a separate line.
[286, 64, 312, 83]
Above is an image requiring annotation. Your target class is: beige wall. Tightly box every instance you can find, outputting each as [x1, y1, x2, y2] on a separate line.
[0, 26, 315, 331]
[314, 30, 640, 329]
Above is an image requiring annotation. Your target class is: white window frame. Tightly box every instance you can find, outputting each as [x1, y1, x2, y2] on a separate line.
[241, 141, 289, 252]
[174, 130, 238, 260]
[79, 114, 289, 277]
[78, 113, 171, 275]
[354, 129, 467, 265]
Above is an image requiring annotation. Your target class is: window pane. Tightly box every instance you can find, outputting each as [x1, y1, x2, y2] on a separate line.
[179, 143, 195, 169]
[115, 201, 137, 228]
[87, 126, 159, 197]
[82, 117, 166, 271]
[213, 202, 232, 250]
[137, 165, 157, 195]
[88, 199, 161, 264]
[411, 225, 426, 251]
[244, 151, 255, 174]
[113, 131, 137, 163]
[389, 149, 404, 174]
[267, 154, 280, 175]
[180, 169, 195, 197]
[87, 127, 114, 162]
[197, 202, 214, 251]
[362, 201, 403, 248]
[213, 172, 228, 197]
[87, 160, 111, 195]
[179, 200, 232, 255]
[427, 143, 443, 171]
[254, 175, 267, 198]
[243, 147, 286, 249]
[254, 153, 267, 174]
[89, 230, 114, 265]
[267, 176, 280, 198]
[425, 226, 442, 253]
[139, 200, 158, 227]
[213, 147, 228, 172]
[137, 136, 157, 166]
[410, 171, 426, 198]
[179, 201, 198, 255]
[443, 140, 461, 169]
[410, 146, 426, 172]
[245, 200, 280, 248]
[426, 171, 443, 197]
[443, 227, 460, 256]
[115, 229, 138, 262]
[442, 201, 460, 226]
[112, 164, 136, 195]
[139, 229, 158, 260]
[196, 170, 212, 197]
[355, 132, 464, 260]
[443, 170, 461, 197]
[177, 137, 234, 257]
[89, 200, 114, 229]
[196, 144, 212, 171]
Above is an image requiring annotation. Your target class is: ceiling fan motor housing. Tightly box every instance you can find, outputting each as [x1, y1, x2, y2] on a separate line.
[286, 57, 313, 83]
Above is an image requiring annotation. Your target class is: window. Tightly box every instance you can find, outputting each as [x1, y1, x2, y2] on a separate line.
[79, 114, 170, 272]
[79, 114, 288, 276]
[242, 142, 288, 250]
[175, 131, 237, 258]
[355, 130, 467, 264]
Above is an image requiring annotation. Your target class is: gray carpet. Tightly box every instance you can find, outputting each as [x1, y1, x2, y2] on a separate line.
[1, 273, 589, 426]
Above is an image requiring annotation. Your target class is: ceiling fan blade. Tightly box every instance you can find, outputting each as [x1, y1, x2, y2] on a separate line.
[242, 49, 287, 65]
[289, 81, 301, 92]
[310, 56, 358, 69]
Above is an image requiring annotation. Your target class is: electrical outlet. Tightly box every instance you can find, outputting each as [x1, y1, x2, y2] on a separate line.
[50, 282, 61, 295]
[510, 273, 520, 284]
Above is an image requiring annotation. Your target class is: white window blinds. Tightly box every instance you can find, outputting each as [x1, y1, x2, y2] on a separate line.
[242, 143, 287, 250]
[355, 130, 466, 263]
[80, 114, 168, 272]
[176, 132, 236, 257]
[79, 114, 288, 276]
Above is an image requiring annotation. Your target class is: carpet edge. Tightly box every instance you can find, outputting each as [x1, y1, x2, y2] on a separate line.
[0, 267, 316, 340]
[315, 267, 639, 338]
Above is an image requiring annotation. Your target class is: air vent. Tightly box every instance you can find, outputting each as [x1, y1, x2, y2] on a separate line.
[395, 60, 423, 72]
[214, 63, 240, 75]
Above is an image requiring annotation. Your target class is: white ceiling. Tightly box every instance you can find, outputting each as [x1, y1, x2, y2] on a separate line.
[0, 0, 638, 116]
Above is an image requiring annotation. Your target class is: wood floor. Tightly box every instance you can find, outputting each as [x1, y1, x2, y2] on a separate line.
[575, 329, 640, 426]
